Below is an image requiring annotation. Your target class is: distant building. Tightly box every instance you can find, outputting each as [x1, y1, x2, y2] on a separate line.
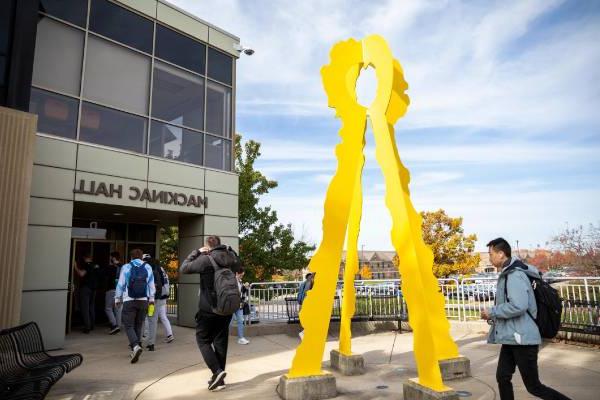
[338, 251, 399, 280]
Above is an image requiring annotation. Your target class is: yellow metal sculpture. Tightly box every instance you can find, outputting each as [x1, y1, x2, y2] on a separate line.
[287, 35, 460, 391]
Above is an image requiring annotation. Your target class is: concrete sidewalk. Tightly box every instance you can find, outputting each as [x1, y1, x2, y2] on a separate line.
[47, 323, 600, 399]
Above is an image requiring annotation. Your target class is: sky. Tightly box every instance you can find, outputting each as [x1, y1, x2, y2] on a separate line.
[171, 0, 600, 251]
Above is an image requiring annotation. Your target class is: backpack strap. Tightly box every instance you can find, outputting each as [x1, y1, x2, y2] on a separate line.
[207, 255, 219, 269]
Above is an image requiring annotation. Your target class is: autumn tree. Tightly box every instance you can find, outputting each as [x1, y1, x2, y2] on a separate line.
[236, 134, 315, 282]
[549, 223, 600, 275]
[419, 209, 480, 278]
[359, 264, 372, 280]
[159, 226, 179, 282]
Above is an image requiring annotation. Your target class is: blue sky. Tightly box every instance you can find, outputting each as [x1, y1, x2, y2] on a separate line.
[171, 0, 600, 251]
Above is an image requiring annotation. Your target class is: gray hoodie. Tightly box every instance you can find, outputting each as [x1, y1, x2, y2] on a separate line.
[487, 257, 542, 345]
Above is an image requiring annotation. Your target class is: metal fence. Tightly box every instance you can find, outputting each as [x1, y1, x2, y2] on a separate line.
[167, 276, 600, 337]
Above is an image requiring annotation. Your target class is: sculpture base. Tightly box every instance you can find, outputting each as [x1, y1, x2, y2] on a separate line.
[330, 349, 366, 375]
[403, 378, 458, 400]
[277, 374, 337, 400]
[439, 356, 471, 381]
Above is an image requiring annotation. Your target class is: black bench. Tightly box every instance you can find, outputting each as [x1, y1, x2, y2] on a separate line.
[0, 322, 83, 399]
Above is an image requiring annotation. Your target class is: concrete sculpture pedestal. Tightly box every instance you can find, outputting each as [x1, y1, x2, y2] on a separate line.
[277, 374, 337, 400]
[330, 349, 366, 375]
[403, 379, 458, 400]
[439, 356, 471, 381]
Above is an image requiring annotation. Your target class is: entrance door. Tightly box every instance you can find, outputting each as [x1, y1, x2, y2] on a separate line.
[67, 240, 123, 333]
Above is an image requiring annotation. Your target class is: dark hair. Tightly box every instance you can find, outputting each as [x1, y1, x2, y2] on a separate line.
[486, 238, 511, 258]
[305, 273, 313, 280]
[130, 248, 143, 260]
[207, 235, 221, 248]
[237, 267, 245, 274]
[110, 251, 120, 259]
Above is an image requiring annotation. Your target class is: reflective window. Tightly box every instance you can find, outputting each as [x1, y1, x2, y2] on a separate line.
[0, 56, 7, 87]
[80, 102, 147, 153]
[29, 88, 78, 139]
[151, 61, 204, 130]
[33, 17, 84, 95]
[207, 47, 232, 85]
[39, 0, 87, 27]
[149, 121, 203, 166]
[224, 139, 232, 171]
[205, 135, 223, 169]
[206, 81, 231, 137]
[89, 0, 153, 53]
[84, 35, 150, 115]
[128, 224, 156, 242]
[155, 24, 205, 74]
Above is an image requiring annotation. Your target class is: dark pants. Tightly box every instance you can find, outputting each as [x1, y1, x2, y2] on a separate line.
[497, 344, 571, 400]
[195, 312, 232, 374]
[122, 300, 148, 348]
[79, 286, 96, 330]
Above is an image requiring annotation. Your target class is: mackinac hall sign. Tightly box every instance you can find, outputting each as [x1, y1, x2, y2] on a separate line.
[73, 179, 207, 208]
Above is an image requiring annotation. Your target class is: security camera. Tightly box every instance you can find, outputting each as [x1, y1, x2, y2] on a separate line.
[233, 43, 255, 56]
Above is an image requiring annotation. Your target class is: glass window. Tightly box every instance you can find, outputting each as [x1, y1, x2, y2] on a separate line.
[39, 0, 88, 27]
[89, 0, 153, 53]
[207, 47, 232, 85]
[205, 134, 223, 169]
[128, 224, 156, 242]
[224, 139, 232, 171]
[83, 35, 150, 115]
[0, 56, 7, 87]
[151, 61, 204, 130]
[32, 17, 84, 95]
[206, 81, 231, 137]
[155, 24, 205, 74]
[80, 102, 147, 153]
[149, 121, 203, 165]
[29, 88, 78, 139]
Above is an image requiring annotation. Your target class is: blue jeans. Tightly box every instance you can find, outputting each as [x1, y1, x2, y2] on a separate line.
[232, 308, 245, 338]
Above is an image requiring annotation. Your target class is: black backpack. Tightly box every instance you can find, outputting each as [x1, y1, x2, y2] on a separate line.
[505, 262, 562, 338]
[127, 262, 149, 299]
[208, 255, 241, 316]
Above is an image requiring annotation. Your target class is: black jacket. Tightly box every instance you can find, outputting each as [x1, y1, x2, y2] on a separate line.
[179, 245, 238, 314]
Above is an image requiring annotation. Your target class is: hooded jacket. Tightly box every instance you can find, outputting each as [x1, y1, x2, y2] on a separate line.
[179, 245, 238, 314]
[486, 257, 542, 345]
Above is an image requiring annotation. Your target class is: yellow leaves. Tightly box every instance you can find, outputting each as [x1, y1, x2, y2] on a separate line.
[359, 264, 372, 279]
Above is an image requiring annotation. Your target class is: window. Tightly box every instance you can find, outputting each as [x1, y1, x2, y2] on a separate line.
[83, 35, 150, 115]
[205, 135, 223, 169]
[206, 81, 231, 137]
[155, 24, 205, 74]
[128, 224, 156, 242]
[149, 121, 203, 165]
[79, 102, 147, 153]
[29, 88, 78, 139]
[89, 0, 153, 53]
[207, 47, 232, 85]
[32, 17, 84, 95]
[224, 139, 232, 171]
[39, 0, 87, 27]
[151, 61, 204, 130]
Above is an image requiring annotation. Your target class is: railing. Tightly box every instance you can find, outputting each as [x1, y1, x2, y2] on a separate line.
[169, 276, 600, 338]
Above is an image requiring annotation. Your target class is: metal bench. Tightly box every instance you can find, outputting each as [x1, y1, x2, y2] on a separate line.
[0, 322, 83, 399]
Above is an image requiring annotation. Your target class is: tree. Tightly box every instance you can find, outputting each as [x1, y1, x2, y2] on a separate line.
[549, 223, 600, 275]
[236, 134, 315, 282]
[159, 226, 179, 282]
[420, 209, 480, 278]
[359, 264, 372, 280]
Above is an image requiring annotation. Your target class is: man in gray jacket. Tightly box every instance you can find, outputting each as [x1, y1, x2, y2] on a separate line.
[481, 238, 570, 400]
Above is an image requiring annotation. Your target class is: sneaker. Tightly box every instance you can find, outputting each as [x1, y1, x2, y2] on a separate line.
[237, 337, 249, 345]
[164, 335, 174, 343]
[298, 330, 304, 340]
[109, 326, 120, 335]
[208, 370, 226, 391]
[211, 382, 226, 392]
[130, 345, 143, 363]
[146, 344, 155, 351]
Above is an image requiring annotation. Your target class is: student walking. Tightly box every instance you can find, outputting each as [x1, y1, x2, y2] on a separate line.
[101, 251, 121, 335]
[75, 254, 100, 334]
[180, 235, 241, 392]
[297, 272, 315, 340]
[481, 238, 571, 400]
[115, 248, 155, 363]
[232, 269, 249, 345]
[143, 255, 174, 350]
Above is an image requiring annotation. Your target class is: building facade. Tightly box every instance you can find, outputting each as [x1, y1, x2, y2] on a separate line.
[1, 0, 241, 348]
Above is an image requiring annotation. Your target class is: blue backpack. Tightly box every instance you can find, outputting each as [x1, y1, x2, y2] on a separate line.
[127, 262, 148, 299]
